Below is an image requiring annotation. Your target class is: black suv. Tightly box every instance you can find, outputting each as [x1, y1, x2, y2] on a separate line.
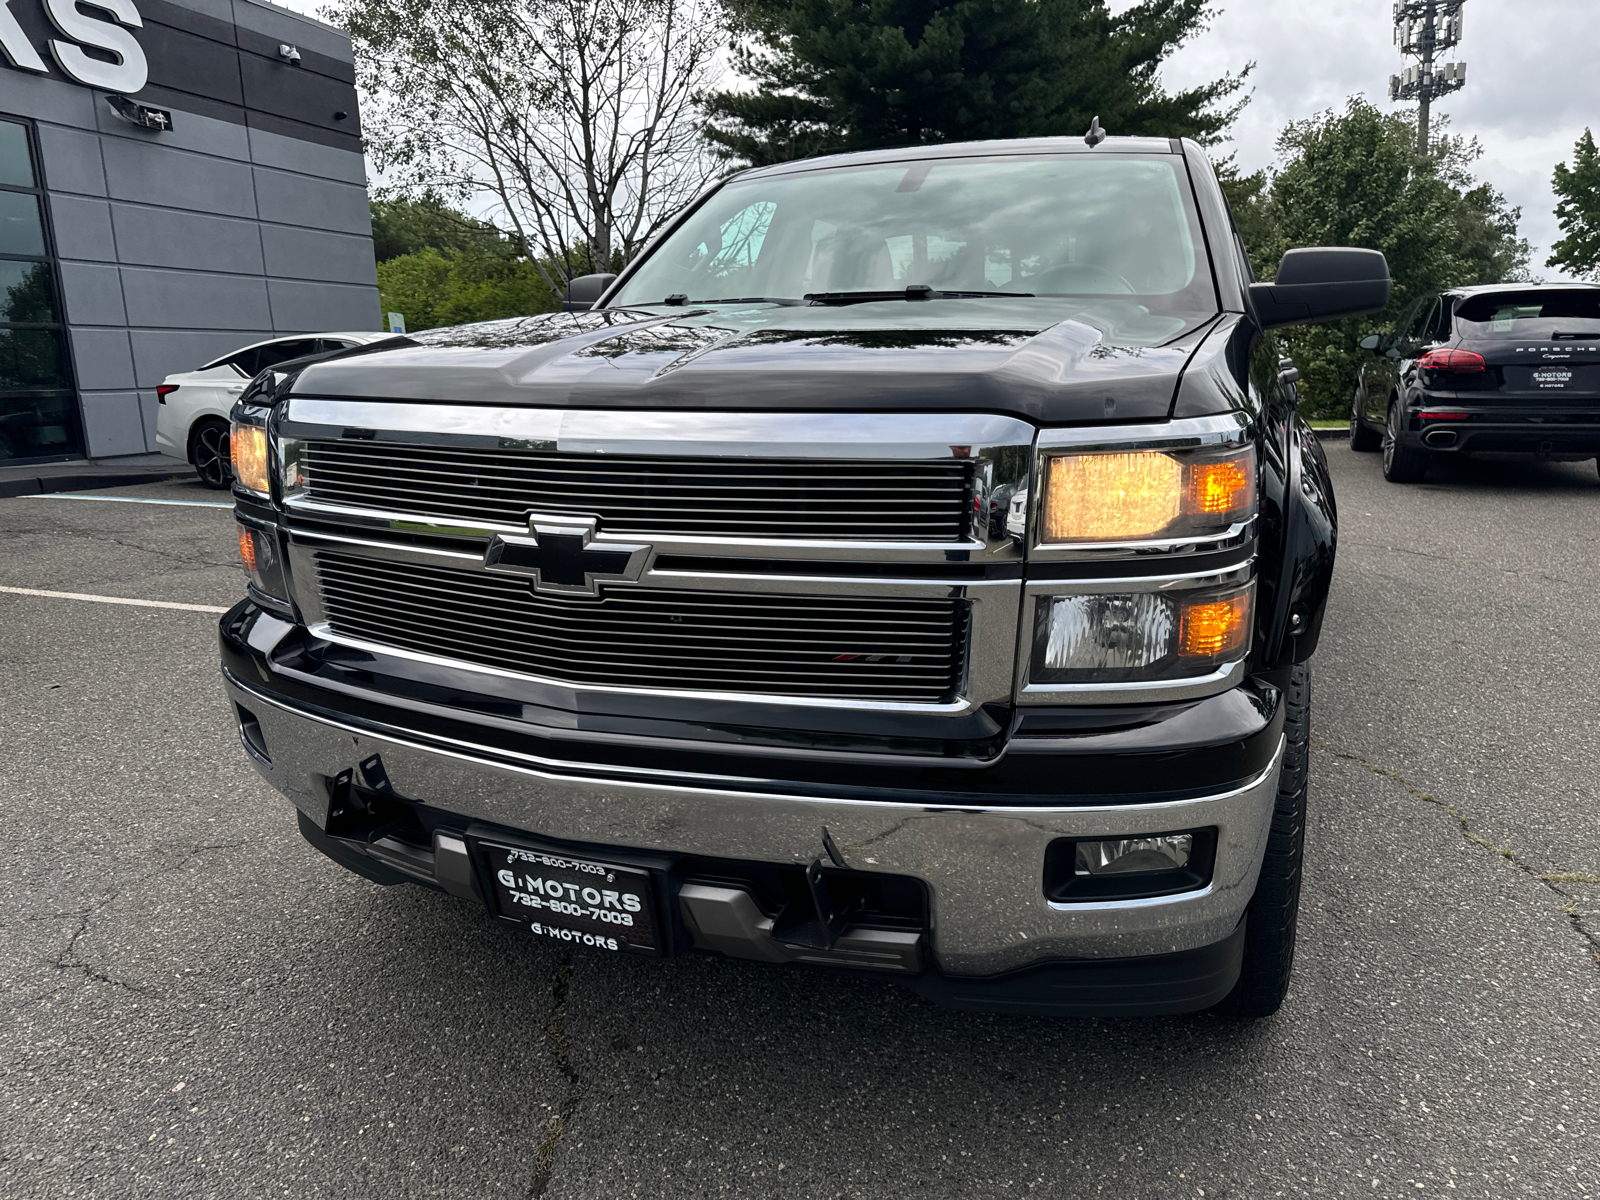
[1351, 283, 1600, 481]
[220, 135, 1388, 1018]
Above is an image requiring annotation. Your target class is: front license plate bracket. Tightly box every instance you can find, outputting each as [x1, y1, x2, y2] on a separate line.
[471, 834, 669, 956]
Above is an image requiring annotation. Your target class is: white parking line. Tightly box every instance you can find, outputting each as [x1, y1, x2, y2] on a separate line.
[0, 585, 229, 613]
[21, 494, 234, 509]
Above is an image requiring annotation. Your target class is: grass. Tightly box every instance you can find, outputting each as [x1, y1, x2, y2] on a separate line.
[1308, 419, 1347, 429]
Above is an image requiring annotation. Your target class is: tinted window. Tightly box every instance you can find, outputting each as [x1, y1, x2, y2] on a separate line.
[0, 259, 57, 323]
[0, 191, 46, 257]
[226, 348, 263, 377]
[1425, 297, 1454, 343]
[1403, 297, 1437, 347]
[0, 328, 69, 389]
[255, 338, 321, 368]
[1455, 290, 1600, 338]
[0, 392, 77, 457]
[610, 155, 1218, 339]
[0, 121, 33, 189]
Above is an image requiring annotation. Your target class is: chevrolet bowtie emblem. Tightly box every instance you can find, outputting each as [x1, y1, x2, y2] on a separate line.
[484, 516, 650, 597]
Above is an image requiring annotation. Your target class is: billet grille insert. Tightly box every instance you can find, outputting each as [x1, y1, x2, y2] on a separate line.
[314, 551, 966, 702]
[299, 440, 971, 541]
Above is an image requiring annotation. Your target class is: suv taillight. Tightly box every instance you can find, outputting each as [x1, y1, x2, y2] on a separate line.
[1417, 348, 1485, 373]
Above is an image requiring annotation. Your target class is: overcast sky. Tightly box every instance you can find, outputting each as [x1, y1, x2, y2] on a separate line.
[279, 0, 1591, 280]
[1122, 0, 1593, 281]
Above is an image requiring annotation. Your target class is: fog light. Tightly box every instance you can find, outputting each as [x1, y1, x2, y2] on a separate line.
[1076, 834, 1194, 876]
[1043, 829, 1216, 903]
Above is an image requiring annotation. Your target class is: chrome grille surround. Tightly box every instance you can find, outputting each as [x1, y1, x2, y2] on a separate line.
[275, 403, 1033, 714]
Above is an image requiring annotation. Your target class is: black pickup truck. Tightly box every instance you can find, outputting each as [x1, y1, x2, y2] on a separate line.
[220, 134, 1389, 1017]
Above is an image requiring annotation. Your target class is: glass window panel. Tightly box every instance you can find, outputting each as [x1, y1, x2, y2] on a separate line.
[0, 121, 33, 189]
[0, 327, 69, 390]
[612, 155, 1214, 334]
[0, 191, 46, 257]
[0, 391, 78, 461]
[0, 259, 58, 324]
[254, 338, 320, 368]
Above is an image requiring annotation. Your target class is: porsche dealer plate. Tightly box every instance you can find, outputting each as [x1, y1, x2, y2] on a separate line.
[480, 842, 661, 954]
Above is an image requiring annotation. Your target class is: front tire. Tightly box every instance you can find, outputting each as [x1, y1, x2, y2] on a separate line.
[190, 418, 232, 490]
[1381, 401, 1429, 482]
[1214, 662, 1310, 1019]
[1349, 392, 1380, 451]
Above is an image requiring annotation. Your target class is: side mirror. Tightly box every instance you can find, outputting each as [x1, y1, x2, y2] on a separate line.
[1249, 248, 1391, 331]
[1358, 334, 1382, 353]
[562, 272, 617, 312]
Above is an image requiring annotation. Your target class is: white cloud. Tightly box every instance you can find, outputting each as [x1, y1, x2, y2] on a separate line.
[1129, 0, 1594, 280]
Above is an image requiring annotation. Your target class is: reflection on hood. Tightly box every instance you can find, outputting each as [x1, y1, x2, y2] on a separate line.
[405, 309, 663, 350]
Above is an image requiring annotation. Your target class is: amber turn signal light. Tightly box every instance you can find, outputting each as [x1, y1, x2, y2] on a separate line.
[237, 525, 258, 572]
[1178, 590, 1251, 658]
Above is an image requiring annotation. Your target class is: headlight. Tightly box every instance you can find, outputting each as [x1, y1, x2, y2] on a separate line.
[1031, 582, 1253, 684]
[1039, 446, 1254, 544]
[230, 419, 270, 496]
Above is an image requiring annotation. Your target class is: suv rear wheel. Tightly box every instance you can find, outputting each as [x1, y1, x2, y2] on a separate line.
[1381, 400, 1429, 482]
[1349, 391, 1380, 451]
[190, 418, 232, 490]
[1212, 662, 1310, 1019]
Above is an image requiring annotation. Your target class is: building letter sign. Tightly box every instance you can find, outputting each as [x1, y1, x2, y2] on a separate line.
[1, 0, 147, 94]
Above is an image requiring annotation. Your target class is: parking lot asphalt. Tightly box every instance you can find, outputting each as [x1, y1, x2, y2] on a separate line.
[1, 452, 1597, 1200]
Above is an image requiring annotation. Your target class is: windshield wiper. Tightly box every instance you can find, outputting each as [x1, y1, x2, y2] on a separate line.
[803, 285, 1035, 305]
[694, 296, 807, 306]
[648, 295, 806, 307]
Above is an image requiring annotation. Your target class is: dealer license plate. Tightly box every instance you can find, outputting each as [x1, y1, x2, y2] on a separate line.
[480, 842, 661, 955]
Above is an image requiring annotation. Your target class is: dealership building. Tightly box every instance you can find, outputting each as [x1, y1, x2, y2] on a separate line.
[0, 0, 377, 467]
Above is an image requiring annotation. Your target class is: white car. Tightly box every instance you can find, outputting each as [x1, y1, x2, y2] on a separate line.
[1004, 488, 1029, 541]
[155, 332, 396, 487]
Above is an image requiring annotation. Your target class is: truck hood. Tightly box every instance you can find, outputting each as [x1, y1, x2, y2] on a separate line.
[288, 299, 1219, 424]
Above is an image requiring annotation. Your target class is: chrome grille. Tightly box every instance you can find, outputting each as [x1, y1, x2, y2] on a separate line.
[300, 441, 970, 541]
[314, 551, 966, 702]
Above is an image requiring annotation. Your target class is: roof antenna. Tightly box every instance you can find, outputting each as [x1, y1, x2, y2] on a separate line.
[1084, 115, 1107, 147]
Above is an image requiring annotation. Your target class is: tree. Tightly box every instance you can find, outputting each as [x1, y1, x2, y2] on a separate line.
[1234, 98, 1530, 418]
[703, 0, 1248, 167]
[377, 247, 561, 332]
[1548, 128, 1600, 280]
[369, 193, 518, 263]
[334, 0, 725, 294]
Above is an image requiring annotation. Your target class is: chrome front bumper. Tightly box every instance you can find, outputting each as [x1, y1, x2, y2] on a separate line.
[225, 669, 1282, 977]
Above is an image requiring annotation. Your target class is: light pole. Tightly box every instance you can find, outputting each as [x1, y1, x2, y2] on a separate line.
[1388, 0, 1468, 156]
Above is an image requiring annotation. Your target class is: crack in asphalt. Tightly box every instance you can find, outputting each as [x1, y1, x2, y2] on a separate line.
[529, 950, 581, 1198]
[1340, 539, 1585, 586]
[1312, 739, 1600, 970]
[43, 838, 258, 998]
[0, 525, 238, 571]
[50, 893, 165, 998]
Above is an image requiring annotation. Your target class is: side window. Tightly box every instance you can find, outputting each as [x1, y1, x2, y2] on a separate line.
[254, 338, 320, 368]
[317, 339, 356, 353]
[1403, 297, 1438, 349]
[227, 348, 262, 377]
[1426, 298, 1454, 343]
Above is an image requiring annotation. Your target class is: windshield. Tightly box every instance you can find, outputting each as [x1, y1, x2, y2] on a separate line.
[1455, 290, 1600, 339]
[609, 155, 1217, 323]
